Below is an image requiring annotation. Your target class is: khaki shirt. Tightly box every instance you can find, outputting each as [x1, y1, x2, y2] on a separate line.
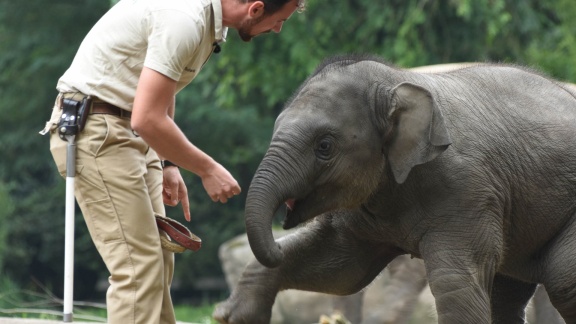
[57, 0, 227, 111]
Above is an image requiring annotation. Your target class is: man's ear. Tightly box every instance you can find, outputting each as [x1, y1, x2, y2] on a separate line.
[248, 1, 265, 18]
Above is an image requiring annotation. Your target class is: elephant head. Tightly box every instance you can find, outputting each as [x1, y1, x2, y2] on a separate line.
[246, 57, 452, 267]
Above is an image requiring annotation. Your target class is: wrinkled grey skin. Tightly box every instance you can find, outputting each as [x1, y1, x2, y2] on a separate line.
[213, 56, 576, 324]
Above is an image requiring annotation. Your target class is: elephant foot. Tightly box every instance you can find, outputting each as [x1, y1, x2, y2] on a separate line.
[213, 294, 273, 324]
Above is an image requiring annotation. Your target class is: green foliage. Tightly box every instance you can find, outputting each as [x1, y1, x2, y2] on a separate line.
[1, 0, 576, 305]
[198, 0, 576, 121]
[0, 181, 14, 272]
[0, 0, 112, 299]
[524, 0, 576, 82]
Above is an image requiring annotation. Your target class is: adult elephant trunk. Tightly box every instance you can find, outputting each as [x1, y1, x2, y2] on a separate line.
[245, 146, 306, 268]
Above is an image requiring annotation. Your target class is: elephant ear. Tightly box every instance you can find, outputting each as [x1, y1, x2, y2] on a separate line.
[384, 82, 452, 184]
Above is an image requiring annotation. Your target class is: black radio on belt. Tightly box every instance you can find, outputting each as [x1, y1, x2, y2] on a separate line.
[58, 96, 92, 140]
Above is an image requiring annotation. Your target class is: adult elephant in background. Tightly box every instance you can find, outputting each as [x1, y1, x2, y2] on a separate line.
[213, 56, 576, 324]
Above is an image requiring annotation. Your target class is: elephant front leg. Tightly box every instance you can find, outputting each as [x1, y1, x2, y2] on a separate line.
[421, 239, 500, 323]
[213, 259, 281, 324]
[214, 214, 400, 324]
[426, 263, 494, 323]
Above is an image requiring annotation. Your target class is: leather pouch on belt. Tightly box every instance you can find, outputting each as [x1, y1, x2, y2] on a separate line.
[57, 96, 92, 140]
[155, 214, 202, 253]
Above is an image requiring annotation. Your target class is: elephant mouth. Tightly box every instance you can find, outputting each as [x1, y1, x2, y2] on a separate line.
[283, 198, 301, 229]
[285, 199, 296, 211]
[283, 194, 330, 229]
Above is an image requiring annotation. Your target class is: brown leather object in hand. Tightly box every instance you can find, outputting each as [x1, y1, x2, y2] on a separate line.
[155, 215, 202, 253]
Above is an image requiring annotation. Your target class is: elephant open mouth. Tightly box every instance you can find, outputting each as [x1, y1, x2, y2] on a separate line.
[283, 198, 301, 229]
[284, 194, 333, 229]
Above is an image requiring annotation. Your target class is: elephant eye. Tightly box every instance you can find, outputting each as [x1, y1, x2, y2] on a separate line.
[315, 138, 333, 160]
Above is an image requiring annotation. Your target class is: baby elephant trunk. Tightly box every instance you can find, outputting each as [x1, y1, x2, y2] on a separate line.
[244, 171, 285, 268]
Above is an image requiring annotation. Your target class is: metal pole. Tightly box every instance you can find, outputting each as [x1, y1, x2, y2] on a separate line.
[63, 134, 76, 323]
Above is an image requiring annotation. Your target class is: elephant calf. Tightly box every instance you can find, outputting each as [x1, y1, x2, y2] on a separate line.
[213, 56, 576, 324]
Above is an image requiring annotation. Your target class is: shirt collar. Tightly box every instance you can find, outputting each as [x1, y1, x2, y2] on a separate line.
[211, 0, 228, 43]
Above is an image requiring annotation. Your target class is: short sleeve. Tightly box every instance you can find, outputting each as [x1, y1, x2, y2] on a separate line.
[144, 9, 204, 81]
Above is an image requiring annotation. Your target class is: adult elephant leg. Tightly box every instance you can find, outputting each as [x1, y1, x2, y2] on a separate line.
[490, 274, 537, 324]
[332, 292, 364, 324]
[363, 256, 428, 324]
[213, 212, 401, 324]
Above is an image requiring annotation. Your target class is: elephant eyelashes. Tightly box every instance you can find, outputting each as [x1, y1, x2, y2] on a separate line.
[315, 138, 334, 160]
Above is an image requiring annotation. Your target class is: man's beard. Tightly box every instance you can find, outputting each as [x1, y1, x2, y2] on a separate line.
[237, 15, 266, 42]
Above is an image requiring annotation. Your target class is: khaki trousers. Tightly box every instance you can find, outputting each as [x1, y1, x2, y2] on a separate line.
[48, 95, 176, 324]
